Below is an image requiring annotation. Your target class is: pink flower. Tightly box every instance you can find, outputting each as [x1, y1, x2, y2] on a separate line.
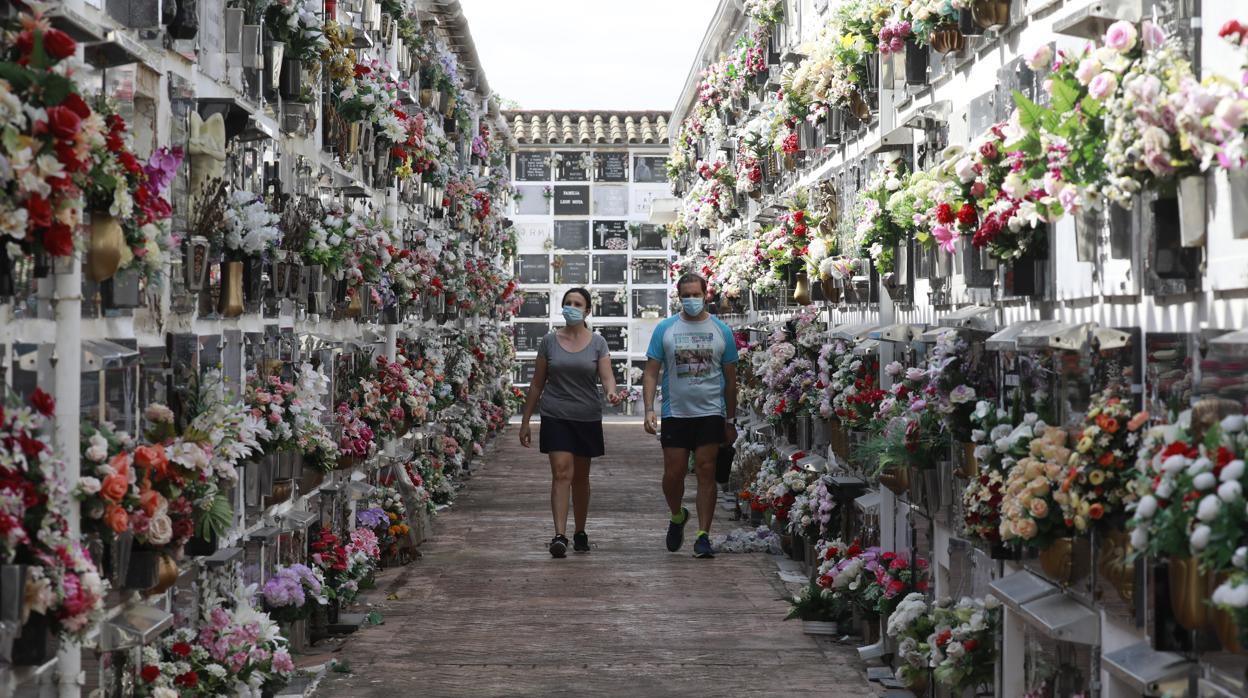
[272, 650, 295, 673]
[931, 224, 958, 253]
[1026, 44, 1053, 71]
[1141, 20, 1166, 50]
[1104, 20, 1138, 52]
[1088, 72, 1118, 100]
[1075, 58, 1100, 85]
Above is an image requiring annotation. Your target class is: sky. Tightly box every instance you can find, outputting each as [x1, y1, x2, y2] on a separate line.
[458, 0, 720, 112]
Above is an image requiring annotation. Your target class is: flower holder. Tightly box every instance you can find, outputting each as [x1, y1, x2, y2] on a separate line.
[879, 465, 909, 495]
[12, 613, 58, 666]
[1166, 556, 1215, 632]
[86, 212, 124, 283]
[929, 24, 965, 54]
[263, 40, 286, 95]
[219, 260, 245, 317]
[971, 0, 1011, 31]
[241, 25, 263, 69]
[223, 7, 245, 52]
[904, 38, 928, 86]
[1177, 174, 1207, 247]
[280, 58, 302, 100]
[958, 7, 982, 36]
[791, 534, 806, 562]
[1037, 536, 1091, 586]
[101, 268, 142, 310]
[123, 548, 161, 590]
[1074, 206, 1102, 262]
[1229, 169, 1248, 239]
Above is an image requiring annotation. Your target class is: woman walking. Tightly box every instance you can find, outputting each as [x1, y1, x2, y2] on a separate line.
[519, 288, 622, 557]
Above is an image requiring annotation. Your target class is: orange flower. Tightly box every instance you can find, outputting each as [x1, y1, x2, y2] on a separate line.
[1089, 503, 1105, 520]
[1096, 414, 1119, 433]
[100, 473, 130, 504]
[1098, 453, 1116, 467]
[134, 444, 169, 480]
[104, 504, 130, 533]
[1127, 411, 1150, 432]
[139, 488, 165, 517]
[109, 452, 131, 478]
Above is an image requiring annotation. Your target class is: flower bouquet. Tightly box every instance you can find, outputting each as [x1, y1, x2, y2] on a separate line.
[1057, 392, 1147, 532]
[261, 563, 327, 623]
[998, 425, 1074, 549]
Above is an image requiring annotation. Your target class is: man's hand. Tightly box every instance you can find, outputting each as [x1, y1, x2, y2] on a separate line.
[725, 422, 738, 445]
[606, 390, 625, 406]
[519, 422, 532, 448]
[644, 410, 659, 435]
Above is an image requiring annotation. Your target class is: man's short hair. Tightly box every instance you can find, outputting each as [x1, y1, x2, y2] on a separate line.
[676, 272, 707, 293]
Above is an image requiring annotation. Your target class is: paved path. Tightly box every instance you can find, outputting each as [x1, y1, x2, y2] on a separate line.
[315, 424, 875, 697]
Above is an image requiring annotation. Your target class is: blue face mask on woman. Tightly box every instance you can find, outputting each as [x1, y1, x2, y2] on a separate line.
[562, 306, 585, 325]
[680, 298, 704, 316]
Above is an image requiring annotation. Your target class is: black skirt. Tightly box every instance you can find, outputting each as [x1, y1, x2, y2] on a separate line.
[539, 416, 605, 458]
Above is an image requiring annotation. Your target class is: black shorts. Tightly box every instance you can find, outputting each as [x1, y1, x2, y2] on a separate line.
[539, 416, 605, 458]
[660, 416, 726, 451]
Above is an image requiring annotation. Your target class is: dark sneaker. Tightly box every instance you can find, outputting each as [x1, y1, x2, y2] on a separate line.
[693, 533, 715, 559]
[666, 507, 689, 552]
[549, 535, 568, 558]
[573, 531, 590, 553]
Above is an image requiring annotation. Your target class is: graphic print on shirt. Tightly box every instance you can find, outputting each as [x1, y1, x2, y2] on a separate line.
[674, 331, 715, 382]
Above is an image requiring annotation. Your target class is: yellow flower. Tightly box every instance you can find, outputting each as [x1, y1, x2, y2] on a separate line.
[1088, 470, 1105, 485]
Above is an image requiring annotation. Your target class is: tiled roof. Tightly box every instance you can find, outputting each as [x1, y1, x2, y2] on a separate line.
[503, 110, 669, 145]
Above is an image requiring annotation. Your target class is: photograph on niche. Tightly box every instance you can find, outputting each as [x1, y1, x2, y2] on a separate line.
[633, 156, 667, 183]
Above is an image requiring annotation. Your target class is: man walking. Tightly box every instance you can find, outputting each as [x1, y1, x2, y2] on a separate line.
[642, 273, 738, 558]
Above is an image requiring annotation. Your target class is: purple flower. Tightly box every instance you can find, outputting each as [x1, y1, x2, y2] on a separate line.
[144, 146, 184, 193]
[357, 507, 388, 529]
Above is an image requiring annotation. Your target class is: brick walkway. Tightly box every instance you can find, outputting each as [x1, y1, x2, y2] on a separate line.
[315, 424, 875, 697]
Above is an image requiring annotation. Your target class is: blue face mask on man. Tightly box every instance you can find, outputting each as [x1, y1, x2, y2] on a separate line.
[562, 306, 585, 325]
[680, 298, 704, 317]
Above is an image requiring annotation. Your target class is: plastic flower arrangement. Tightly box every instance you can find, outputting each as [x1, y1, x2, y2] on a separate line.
[785, 580, 852, 623]
[1057, 392, 1147, 532]
[998, 424, 1075, 548]
[857, 361, 945, 477]
[261, 563, 326, 623]
[924, 331, 986, 441]
[853, 157, 908, 274]
[222, 190, 281, 259]
[335, 59, 402, 126]
[743, 0, 785, 25]
[887, 592, 937, 688]
[333, 404, 376, 462]
[1127, 412, 1248, 572]
[138, 586, 294, 697]
[887, 593, 1001, 692]
[788, 473, 837, 541]
[262, 0, 328, 63]
[966, 116, 1061, 261]
[961, 403, 1045, 544]
[899, 0, 958, 47]
[826, 347, 884, 429]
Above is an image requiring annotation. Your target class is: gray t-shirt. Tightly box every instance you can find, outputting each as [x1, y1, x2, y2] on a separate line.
[537, 331, 610, 421]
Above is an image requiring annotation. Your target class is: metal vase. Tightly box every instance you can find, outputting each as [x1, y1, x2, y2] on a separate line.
[1177, 174, 1207, 247]
[223, 7, 244, 53]
[183, 238, 212, 292]
[0, 565, 26, 623]
[1074, 207, 1102, 262]
[264, 41, 286, 94]
[240, 25, 262, 69]
[1230, 169, 1248, 239]
[280, 58, 302, 100]
[905, 38, 928, 86]
[796, 414, 813, 451]
[123, 549, 161, 590]
[825, 109, 845, 144]
[971, 0, 1011, 31]
[958, 7, 982, 36]
[865, 52, 880, 92]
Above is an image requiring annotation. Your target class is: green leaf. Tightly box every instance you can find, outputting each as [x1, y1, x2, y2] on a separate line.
[1049, 79, 1081, 115]
[1082, 96, 1103, 119]
[193, 490, 234, 541]
[39, 74, 73, 106]
[0, 62, 32, 91]
[1013, 90, 1045, 131]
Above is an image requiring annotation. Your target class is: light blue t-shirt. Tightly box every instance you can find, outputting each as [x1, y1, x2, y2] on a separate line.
[646, 314, 739, 418]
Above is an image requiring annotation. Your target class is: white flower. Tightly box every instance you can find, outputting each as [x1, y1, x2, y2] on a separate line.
[1234, 546, 1248, 570]
[1191, 524, 1212, 550]
[1213, 579, 1248, 608]
[154, 688, 179, 698]
[1156, 477, 1175, 499]
[1219, 480, 1243, 503]
[1223, 460, 1245, 483]
[1188, 456, 1213, 475]
[1221, 415, 1246, 434]
[1197, 495, 1222, 522]
[1130, 527, 1149, 549]
[146, 512, 173, 546]
[1194, 472, 1217, 491]
[77, 476, 101, 495]
[1161, 455, 1188, 475]
[1135, 494, 1158, 519]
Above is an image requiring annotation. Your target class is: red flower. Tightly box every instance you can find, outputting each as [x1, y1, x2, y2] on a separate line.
[963, 638, 979, 652]
[60, 92, 91, 119]
[44, 107, 82, 140]
[354, 63, 371, 78]
[26, 193, 52, 229]
[172, 641, 192, 657]
[792, 210, 805, 223]
[140, 666, 160, 683]
[979, 141, 999, 162]
[793, 224, 808, 238]
[174, 671, 198, 688]
[957, 203, 977, 227]
[935, 203, 955, 224]
[30, 388, 54, 417]
[42, 222, 75, 257]
[42, 29, 77, 60]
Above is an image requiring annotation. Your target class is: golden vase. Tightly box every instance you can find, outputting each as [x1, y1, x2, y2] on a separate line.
[218, 261, 244, 317]
[149, 554, 179, 595]
[87, 213, 125, 283]
[879, 466, 909, 495]
[929, 25, 966, 54]
[419, 88, 434, 108]
[819, 272, 842, 303]
[849, 91, 872, 121]
[1039, 538, 1073, 582]
[828, 420, 850, 461]
[957, 442, 979, 478]
[971, 0, 1010, 30]
[442, 95, 457, 118]
[1097, 528, 1135, 608]
[793, 271, 812, 306]
[1168, 556, 1212, 631]
[345, 288, 363, 318]
[1211, 603, 1245, 654]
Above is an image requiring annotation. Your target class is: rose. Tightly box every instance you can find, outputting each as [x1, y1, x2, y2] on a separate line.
[140, 666, 160, 683]
[1029, 498, 1049, 518]
[45, 106, 82, 140]
[42, 28, 77, 59]
[1191, 524, 1212, 550]
[1194, 472, 1217, 491]
[139, 489, 165, 517]
[1219, 481, 1242, 503]
[1197, 495, 1221, 522]
[146, 512, 173, 546]
[42, 222, 74, 256]
[1141, 21, 1166, 50]
[1135, 494, 1158, 519]
[1088, 72, 1118, 100]
[134, 445, 170, 479]
[1026, 44, 1053, 71]
[78, 476, 101, 495]
[100, 473, 129, 504]
[1104, 20, 1138, 52]
[104, 504, 130, 534]
[1013, 518, 1038, 539]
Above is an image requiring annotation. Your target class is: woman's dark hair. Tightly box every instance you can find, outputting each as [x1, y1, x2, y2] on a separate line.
[562, 287, 592, 327]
